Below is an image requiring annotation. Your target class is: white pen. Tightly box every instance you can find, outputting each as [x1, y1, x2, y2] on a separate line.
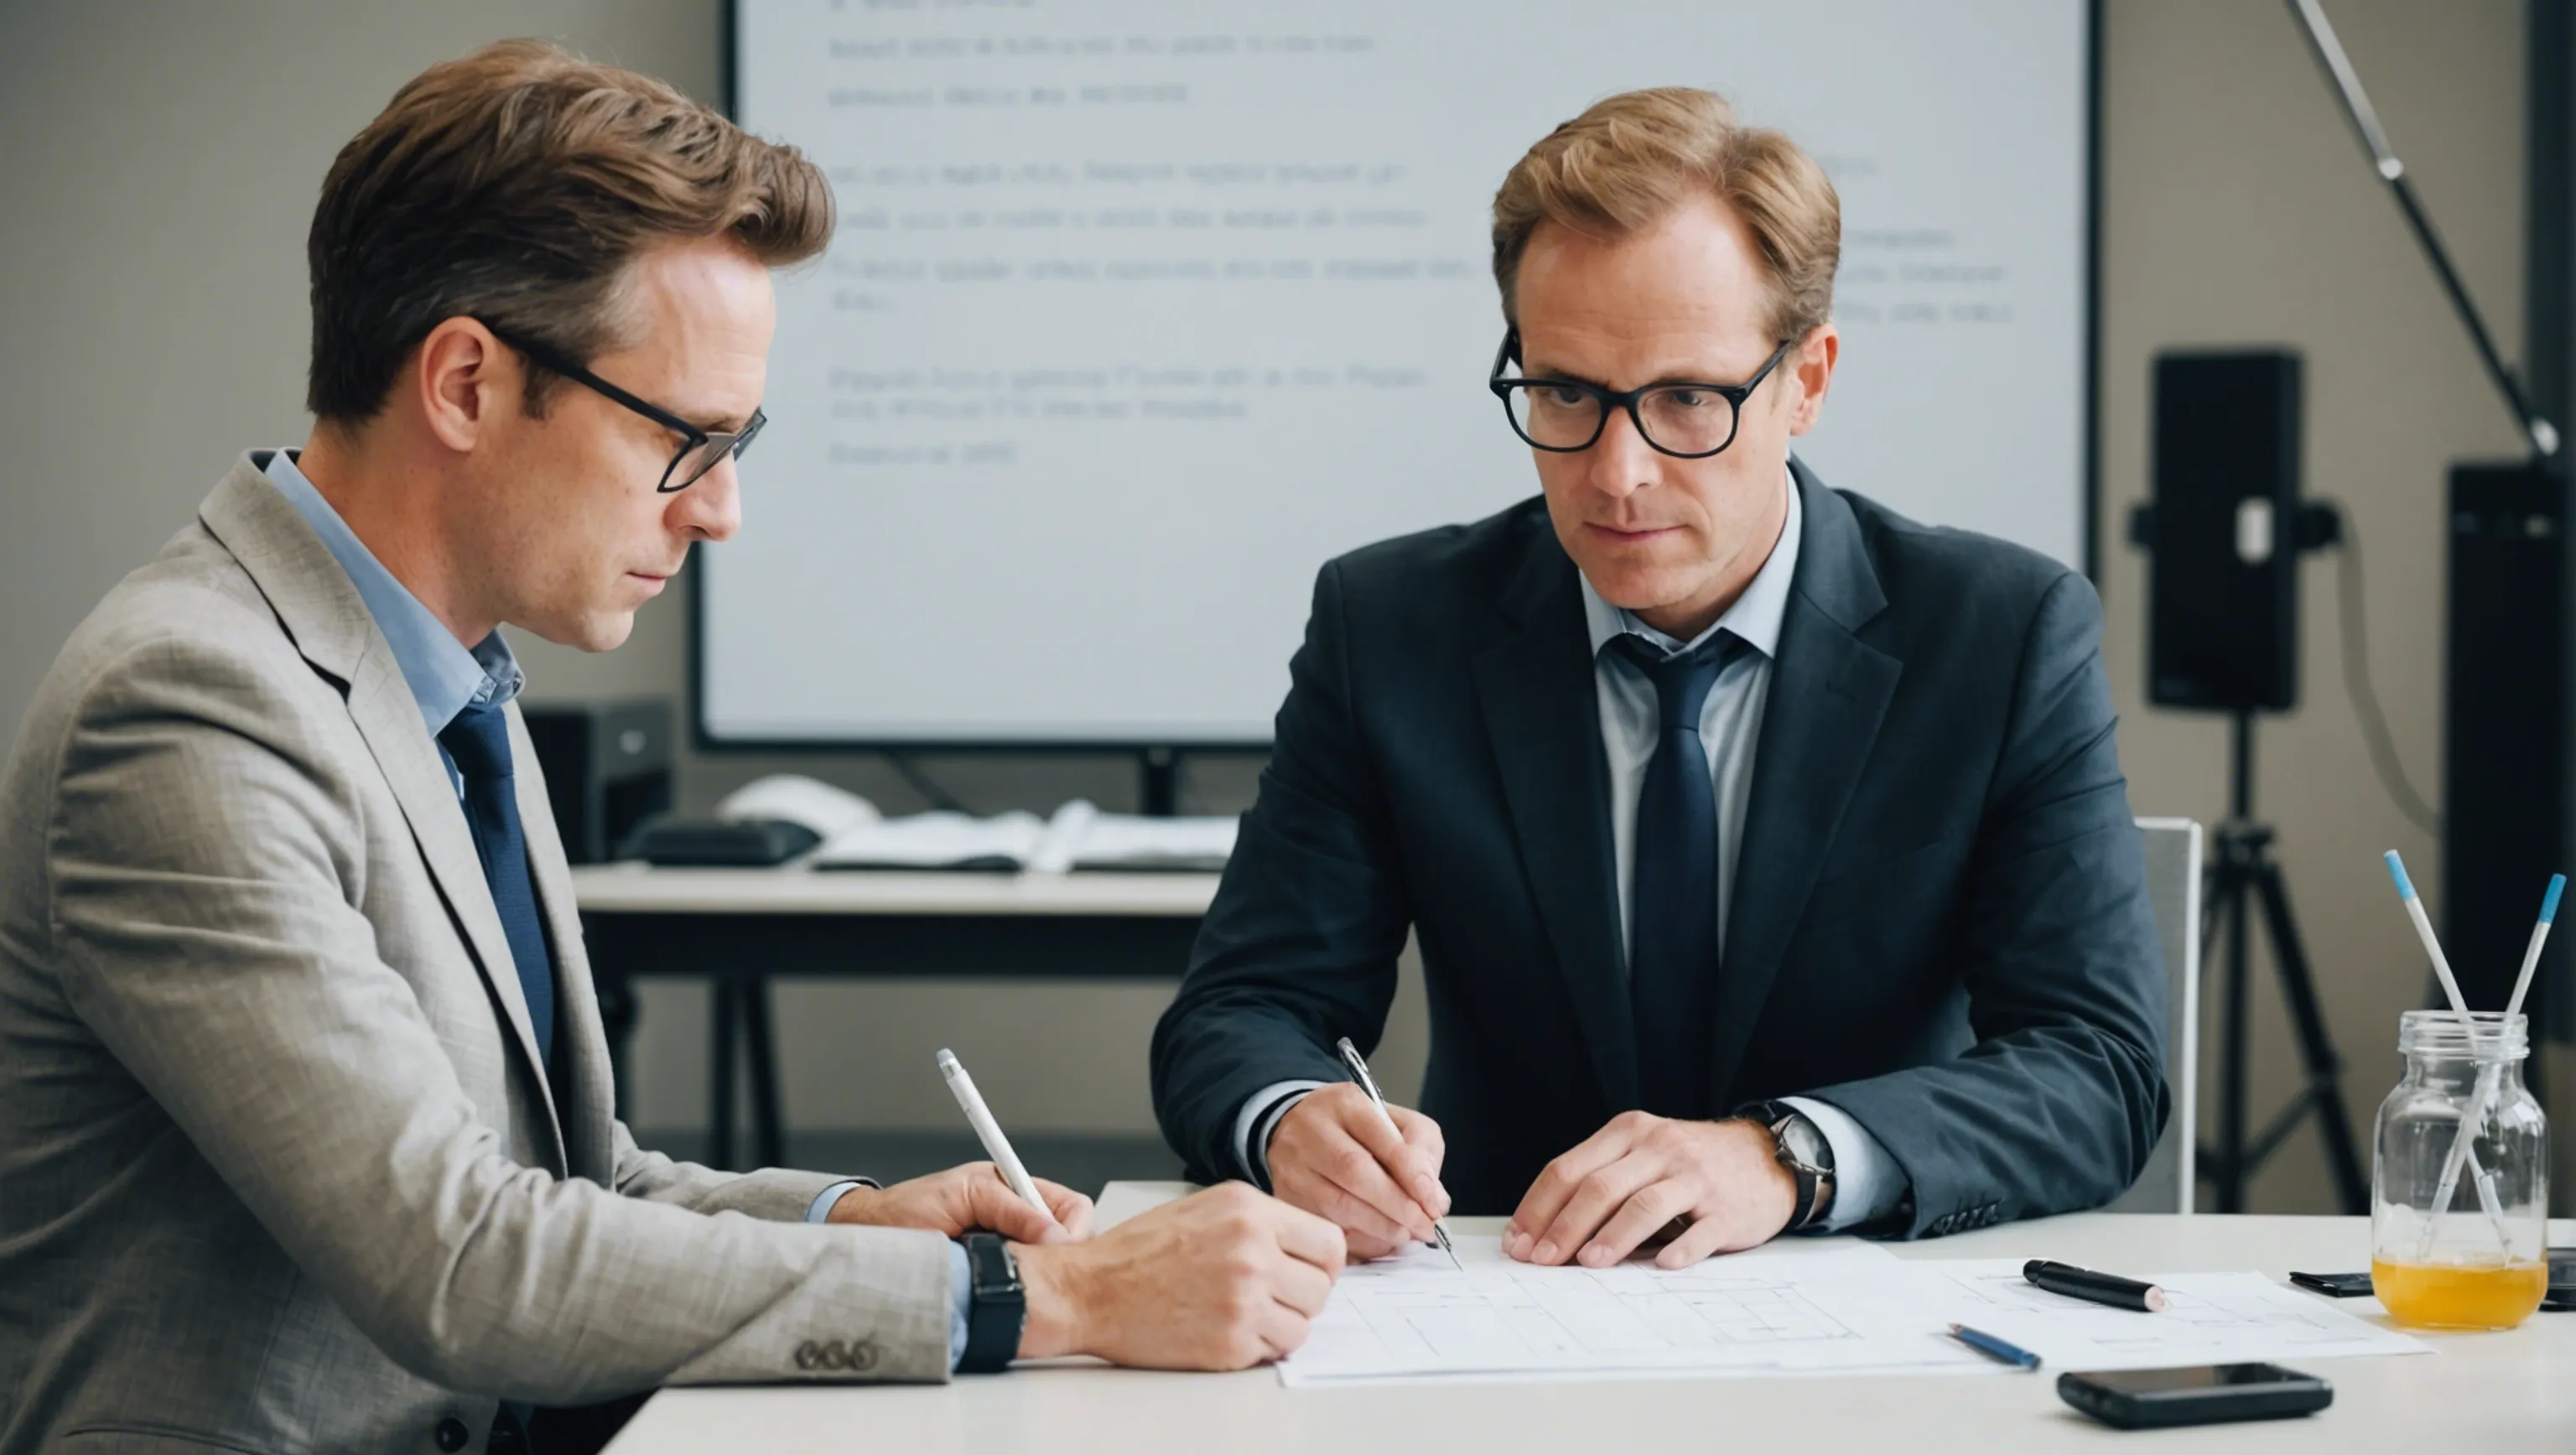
[936, 1048, 1056, 1224]
[1335, 1037, 1462, 1270]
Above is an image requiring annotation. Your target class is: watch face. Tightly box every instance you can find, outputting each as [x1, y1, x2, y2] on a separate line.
[1774, 1113, 1831, 1172]
[965, 1234, 1023, 1297]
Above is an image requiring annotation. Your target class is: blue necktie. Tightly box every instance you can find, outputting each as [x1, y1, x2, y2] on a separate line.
[1610, 631, 1747, 1118]
[439, 703, 555, 1067]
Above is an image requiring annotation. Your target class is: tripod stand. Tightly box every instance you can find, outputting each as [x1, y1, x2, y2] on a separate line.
[2199, 709, 2370, 1213]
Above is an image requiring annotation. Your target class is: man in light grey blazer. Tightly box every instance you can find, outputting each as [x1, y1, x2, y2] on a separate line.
[0, 41, 1342, 1455]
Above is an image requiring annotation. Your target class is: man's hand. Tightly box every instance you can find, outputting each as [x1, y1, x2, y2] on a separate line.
[825, 1162, 1093, 1245]
[1265, 1082, 1450, 1260]
[1012, 1182, 1344, 1369]
[1504, 1113, 1794, 1270]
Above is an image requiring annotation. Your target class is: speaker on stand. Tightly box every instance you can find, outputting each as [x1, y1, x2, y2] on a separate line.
[2130, 349, 2368, 1215]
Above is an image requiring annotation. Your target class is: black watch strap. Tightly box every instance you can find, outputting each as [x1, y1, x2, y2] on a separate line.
[1739, 1100, 1836, 1232]
[957, 1233, 1025, 1374]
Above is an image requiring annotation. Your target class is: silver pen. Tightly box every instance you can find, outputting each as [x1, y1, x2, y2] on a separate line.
[1334, 1037, 1462, 1270]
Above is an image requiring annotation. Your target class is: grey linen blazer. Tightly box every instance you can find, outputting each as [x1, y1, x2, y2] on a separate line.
[0, 459, 950, 1454]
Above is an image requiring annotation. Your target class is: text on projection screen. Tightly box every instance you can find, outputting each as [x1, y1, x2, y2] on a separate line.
[713, 1, 2085, 742]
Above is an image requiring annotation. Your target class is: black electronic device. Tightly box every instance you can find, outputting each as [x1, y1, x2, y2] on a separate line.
[2127, 351, 2366, 1217]
[616, 816, 819, 867]
[2287, 1270, 2375, 1297]
[2444, 463, 2572, 1022]
[2547, 1245, 2576, 1312]
[2057, 1364, 2333, 1430]
[520, 699, 675, 865]
[957, 1233, 1026, 1374]
[2139, 351, 2307, 712]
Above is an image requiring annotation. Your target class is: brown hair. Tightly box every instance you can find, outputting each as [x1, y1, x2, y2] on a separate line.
[1491, 87, 1839, 342]
[305, 39, 832, 423]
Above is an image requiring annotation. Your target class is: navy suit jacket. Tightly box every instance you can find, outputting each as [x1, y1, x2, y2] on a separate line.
[1150, 462, 2170, 1238]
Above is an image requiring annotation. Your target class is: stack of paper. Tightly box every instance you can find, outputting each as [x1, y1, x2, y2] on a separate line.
[811, 810, 1048, 871]
[808, 798, 1238, 873]
[1028, 801, 1239, 873]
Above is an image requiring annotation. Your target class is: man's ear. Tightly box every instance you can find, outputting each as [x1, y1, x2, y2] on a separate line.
[1784, 323, 1840, 437]
[412, 318, 511, 453]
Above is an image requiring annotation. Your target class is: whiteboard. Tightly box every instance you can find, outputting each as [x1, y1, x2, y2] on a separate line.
[711, 0, 2091, 744]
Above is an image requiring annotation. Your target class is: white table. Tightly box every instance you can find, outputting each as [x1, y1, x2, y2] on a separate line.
[607, 1182, 2576, 1452]
[570, 865, 1218, 1167]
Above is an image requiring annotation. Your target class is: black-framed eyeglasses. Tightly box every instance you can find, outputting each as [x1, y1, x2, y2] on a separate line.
[480, 322, 767, 493]
[1488, 330, 1794, 460]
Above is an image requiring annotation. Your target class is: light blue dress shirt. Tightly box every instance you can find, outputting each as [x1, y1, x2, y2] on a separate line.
[261, 451, 977, 1367]
[1235, 470, 1909, 1234]
[261, 450, 522, 749]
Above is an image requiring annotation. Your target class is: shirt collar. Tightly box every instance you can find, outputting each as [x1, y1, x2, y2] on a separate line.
[1581, 464, 1805, 660]
[257, 449, 523, 735]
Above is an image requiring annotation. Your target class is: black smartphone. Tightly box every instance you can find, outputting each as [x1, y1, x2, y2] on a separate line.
[2287, 1270, 2374, 1297]
[2058, 1364, 2332, 1430]
[2546, 1247, 2576, 1312]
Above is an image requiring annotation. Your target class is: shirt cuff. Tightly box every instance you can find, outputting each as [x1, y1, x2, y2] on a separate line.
[806, 1180, 865, 1224]
[946, 1240, 973, 1371]
[1782, 1095, 1909, 1233]
[1233, 1079, 1331, 1187]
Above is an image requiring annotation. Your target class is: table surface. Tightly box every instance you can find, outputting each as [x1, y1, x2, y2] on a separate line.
[569, 861, 1220, 917]
[609, 1183, 2576, 1452]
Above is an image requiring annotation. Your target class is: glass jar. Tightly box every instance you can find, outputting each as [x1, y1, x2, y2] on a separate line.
[2369, 1010, 2550, 1329]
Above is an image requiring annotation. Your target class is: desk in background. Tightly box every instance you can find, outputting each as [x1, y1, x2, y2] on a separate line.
[609, 1188, 2576, 1453]
[572, 865, 1218, 1169]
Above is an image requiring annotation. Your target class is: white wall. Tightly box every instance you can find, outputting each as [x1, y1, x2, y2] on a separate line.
[2, 1, 2556, 1205]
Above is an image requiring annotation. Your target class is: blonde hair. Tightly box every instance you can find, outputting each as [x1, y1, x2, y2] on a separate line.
[1491, 86, 1839, 342]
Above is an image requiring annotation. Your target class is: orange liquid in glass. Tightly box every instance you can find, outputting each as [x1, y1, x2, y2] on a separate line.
[2369, 1258, 2548, 1329]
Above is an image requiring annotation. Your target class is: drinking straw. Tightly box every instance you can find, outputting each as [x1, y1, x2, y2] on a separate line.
[2418, 872, 2561, 1261]
[2382, 851, 2513, 1256]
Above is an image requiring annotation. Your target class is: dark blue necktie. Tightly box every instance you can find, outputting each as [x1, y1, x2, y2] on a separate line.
[439, 703, 555, 1067]
[1609, 631, 1747, 1118]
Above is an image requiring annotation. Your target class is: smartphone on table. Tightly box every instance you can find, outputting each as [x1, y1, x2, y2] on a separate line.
[2057, 1364, 2331, 1430]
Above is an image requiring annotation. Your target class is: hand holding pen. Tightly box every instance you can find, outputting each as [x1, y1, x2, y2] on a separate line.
[1260, 1041, 1458, 1264]
[1337, 1038, 1463, 1269]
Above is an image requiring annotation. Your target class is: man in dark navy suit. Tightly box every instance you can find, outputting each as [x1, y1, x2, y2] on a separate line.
[1151, 87, 2168, 1268]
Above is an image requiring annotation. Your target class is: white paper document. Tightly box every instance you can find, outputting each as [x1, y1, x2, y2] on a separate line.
[1280, 1239, 2427, 1388]
[811, 809, 1047, 870]
[808, 798, 1237, 872]
[1926, 1260, 2428, 1372]
[1281, 1235, 1977, 1387]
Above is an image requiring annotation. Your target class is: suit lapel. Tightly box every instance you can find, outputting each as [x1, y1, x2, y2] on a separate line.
[1709, 463, 1901, 1105]
[199, 461, 565, 1167]
[1472, 511, 1638, 1112]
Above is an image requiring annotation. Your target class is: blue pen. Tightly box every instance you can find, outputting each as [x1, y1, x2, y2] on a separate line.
[1947, 1322, 2042, 1370]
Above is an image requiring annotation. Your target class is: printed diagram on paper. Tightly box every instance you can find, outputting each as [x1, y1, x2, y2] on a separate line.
[1280, 1235, 1985, 1386]
[1278, 1240, 2428, 1387]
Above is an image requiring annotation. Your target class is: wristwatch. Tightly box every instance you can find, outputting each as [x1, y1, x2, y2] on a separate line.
[957, 1233, 1026, 1374]
[1742, 1101, 1836, 1232]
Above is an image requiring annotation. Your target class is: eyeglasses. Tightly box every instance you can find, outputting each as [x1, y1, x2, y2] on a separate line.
[480, 322, 767, 493]
[1488, 330, 1794, 460]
